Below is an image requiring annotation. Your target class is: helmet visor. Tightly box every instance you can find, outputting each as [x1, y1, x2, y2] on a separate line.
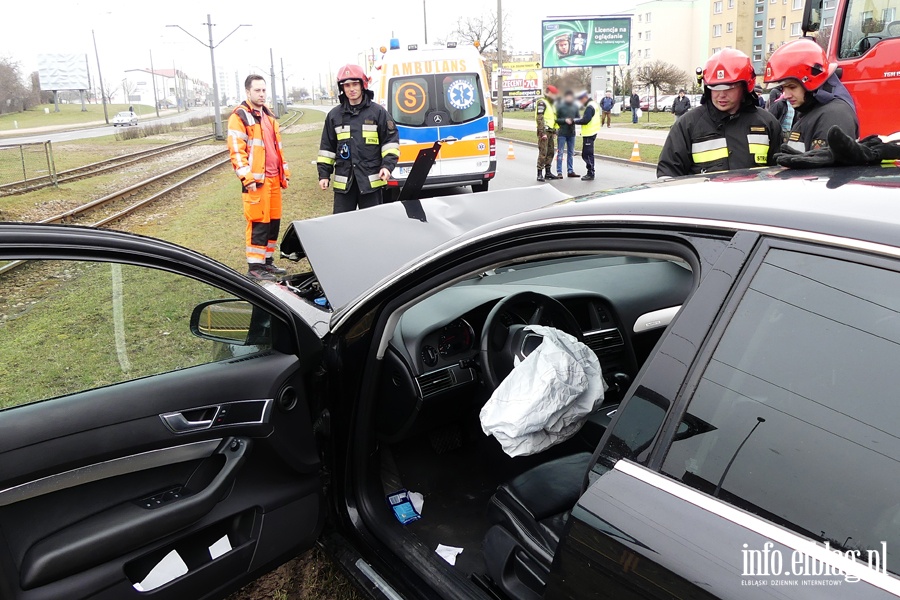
[706, 82, 740, 91]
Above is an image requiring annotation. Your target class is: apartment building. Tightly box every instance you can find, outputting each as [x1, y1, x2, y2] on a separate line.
[708, 0, 813, 75]
[628, 0, 712, 77]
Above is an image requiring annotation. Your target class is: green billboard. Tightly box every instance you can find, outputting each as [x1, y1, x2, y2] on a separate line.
[541, 18, 631, 68]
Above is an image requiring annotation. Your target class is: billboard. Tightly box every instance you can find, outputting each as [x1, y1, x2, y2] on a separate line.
[491, 62, 542, 101]
[37, 54, 90, 91]
[541, 18, 631, 68]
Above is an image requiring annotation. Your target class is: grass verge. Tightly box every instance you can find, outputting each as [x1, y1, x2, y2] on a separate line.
[0, 103, 161, 131]
[498, 128, 662, 164]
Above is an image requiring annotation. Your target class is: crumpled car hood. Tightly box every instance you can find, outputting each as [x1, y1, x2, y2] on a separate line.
[280, 186, 569, 313]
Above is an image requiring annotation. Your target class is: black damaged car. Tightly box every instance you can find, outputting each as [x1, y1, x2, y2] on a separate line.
[2, 164, 900, 600]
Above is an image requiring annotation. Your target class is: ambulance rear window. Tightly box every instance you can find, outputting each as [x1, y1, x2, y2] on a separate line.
[388, 74, 485, 127]
[389, 76, 429, 126]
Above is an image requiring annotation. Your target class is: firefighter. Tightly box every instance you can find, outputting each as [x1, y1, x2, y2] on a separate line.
[657, 48, 782, 178]
[317, 64, 400, 214]
[763, 38, 859, 152]
[567, 90, 601, 180]
[535, 85, 561, 182]
[227, 74, 290, 281]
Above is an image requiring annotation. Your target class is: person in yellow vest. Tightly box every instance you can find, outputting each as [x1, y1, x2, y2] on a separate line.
[567, 90, 602, 180]
[535, 85, 561, 182]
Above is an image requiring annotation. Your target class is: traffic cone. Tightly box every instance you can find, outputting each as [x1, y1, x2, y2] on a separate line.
[506, 143, 516, 160]
[629, 141, 642, 162]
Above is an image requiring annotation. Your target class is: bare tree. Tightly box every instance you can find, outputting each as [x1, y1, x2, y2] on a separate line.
[634, 60, 690, 109]
[546, 68, 592, 94]
[445, 13, 504, 55]
[0, 57, 30, 114]
[103, 82, 119, 104]
[121, 79, 136, 105]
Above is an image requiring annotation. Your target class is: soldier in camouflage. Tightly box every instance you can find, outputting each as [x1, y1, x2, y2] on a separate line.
[535, 85, 562, 182]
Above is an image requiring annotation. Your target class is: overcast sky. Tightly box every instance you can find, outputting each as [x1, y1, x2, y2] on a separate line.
[2, 0, 635, 97]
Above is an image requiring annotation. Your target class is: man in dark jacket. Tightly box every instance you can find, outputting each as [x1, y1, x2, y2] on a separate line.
[317, 64, 400, 214]
[630, 90, 641, 123]
[599, 91, 615, 128]
[763, 39, 858, 152]
[555, 90, 580, 177]
[657, 49, 782, 178]
[672, 89, 691, 121]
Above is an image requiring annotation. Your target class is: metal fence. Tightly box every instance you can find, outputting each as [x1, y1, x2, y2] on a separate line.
[0, 141, 57, 189]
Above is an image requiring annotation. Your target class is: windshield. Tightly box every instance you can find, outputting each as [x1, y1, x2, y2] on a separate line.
[838, 0, 900, 58]
[115, 112, 131, 117]
[389, 73, 485, 127]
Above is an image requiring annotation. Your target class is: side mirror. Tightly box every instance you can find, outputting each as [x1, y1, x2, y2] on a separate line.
[190, 299, 270, 346]
[801, 0, 824, 33]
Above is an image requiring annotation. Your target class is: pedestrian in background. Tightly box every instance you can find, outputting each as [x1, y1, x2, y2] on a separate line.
[317, 64, 400, 213]
[227, 74, 290, 281]
[672, 89, 691, 121]
[535, 85, 561, 182]
[555, 90, 580, 178]
[599, 91, 614, 128]
[630, 90, 641, 124]
[767, 85, 795, 133]
[568, 90, 601, 180]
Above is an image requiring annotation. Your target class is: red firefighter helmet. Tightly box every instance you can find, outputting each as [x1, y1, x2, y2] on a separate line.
[336, 64, 368, 89]
[702, 48, 756, 93]
[763, 39, 836, 91]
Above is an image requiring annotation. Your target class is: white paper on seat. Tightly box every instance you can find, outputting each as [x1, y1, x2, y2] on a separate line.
[435, 544, 464, 566]
[209, 534, 233, 560]
[132, 549, 189, 592]
[480, 325, 606, 457]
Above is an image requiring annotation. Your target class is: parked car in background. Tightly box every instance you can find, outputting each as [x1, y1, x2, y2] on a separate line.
[657, 95, 677, 112]
[111, 111, 138, 127]
[515, 97, 535, 111]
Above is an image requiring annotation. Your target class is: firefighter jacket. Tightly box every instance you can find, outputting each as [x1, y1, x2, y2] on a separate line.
[657, 96, 782, 178]
[227, 102, 290, 191]
[317, 92, 400, 195]
[784, 84, 859, 152]
[535, 96, 557, 135]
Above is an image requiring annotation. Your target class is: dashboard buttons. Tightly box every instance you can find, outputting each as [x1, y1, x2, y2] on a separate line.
[422, 345, 439, 367]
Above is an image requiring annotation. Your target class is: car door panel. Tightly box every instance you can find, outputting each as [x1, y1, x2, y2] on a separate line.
[0, 226, 324, 600]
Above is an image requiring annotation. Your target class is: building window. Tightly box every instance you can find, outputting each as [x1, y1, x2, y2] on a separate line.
[713, 47, 722, 53]
[754, 44, 763, 51]
[782, 15, 787, 27]
[713, 23, 723, 36]
[769, 17, 776, 27]
[645, 48, 651, 59]
[714, 0, 723, 13]
[791, 21, 801, 35]
[755, 19, 764, 27]
[646, 31, 652, 41]
[638, 32, 642, 39]
[768, 42, 776, 52]
[754, 53, 763, 61]
[823, 0, 835, 6]
[884, 7, 897, 21]
[728, 0, 735, 7]
[727, 21, 734, 32]
[646, 12, 652, 22]
[756, 4, 765, 12]
[792, 0, 802, 8]
[755, 28, 764, 37]
[823, 15, 834, 26]
[636, 49, 642, 57]
[638, 14, 642, 22]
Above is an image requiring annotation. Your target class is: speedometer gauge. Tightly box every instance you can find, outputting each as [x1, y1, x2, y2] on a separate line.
[438, 319, 475, 358]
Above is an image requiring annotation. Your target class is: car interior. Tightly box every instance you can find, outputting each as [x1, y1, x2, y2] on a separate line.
[364, 251, 695, 598]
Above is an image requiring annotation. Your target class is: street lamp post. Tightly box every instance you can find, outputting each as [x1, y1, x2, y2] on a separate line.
[149, 50, 160, 118]
[167, 15, 251, 140]
[496, 0, 504, 131]
[92, 29, 109, 124]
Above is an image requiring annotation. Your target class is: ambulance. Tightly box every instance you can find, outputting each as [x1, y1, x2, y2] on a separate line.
[369, 41, 497, 199]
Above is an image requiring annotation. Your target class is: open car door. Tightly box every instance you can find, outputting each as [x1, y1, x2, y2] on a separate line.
[0, 224, 325, 600]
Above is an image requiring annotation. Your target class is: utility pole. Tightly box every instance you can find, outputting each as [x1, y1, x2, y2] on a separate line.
[496, 0, 504, 131]
[92, 29, 109, 124]
[167, 15, 251, 139]
[280, 58, 288, 112]
[423, 0, 428, 44]
[269, 48, 279, 117]
[149, 50, 160, 117]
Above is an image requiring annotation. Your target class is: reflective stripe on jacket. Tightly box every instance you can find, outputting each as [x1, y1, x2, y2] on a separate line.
[316, 93, 401, 195]
[657, 100, 782, 178]
[535, 97, 557, 134]
[581, 100, 602, 137]
[227, 102, 290, 190]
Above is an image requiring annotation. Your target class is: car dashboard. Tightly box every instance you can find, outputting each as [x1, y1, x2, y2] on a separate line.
[375, 255, 694, 442]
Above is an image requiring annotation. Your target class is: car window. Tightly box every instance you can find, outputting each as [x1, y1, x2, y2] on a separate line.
[662, 248, 900, 573]
[389, 76, 430, 126]
[0, 260, 272, 408]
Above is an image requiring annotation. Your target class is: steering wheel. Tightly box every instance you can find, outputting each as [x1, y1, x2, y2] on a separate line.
[479, 291, 584, 390]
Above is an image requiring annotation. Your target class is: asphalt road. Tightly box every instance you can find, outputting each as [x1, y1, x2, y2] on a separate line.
[0, 107, 215, 145]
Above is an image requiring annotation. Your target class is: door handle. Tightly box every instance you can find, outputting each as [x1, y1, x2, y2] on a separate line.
[440, 136, 458, 143]
[160, 407, 218, 433]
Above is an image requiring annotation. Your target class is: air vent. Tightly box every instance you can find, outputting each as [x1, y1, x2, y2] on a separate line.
[583, 328, 624, 355]
[416, 368, 456, 398]
[228, 350, 273, 364]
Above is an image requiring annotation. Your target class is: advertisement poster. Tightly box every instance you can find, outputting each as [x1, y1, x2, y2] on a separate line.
[541, 18, 631, 68]
[491, 62, 542, 101]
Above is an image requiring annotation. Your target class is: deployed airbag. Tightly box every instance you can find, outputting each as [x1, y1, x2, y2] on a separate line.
[480, 326, 606, 457]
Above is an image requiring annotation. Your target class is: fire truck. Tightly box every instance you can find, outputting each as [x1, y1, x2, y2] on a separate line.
[802, 0, 900, 137]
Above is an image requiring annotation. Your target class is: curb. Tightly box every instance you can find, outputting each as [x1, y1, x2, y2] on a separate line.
[497, 136, 657, 170]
